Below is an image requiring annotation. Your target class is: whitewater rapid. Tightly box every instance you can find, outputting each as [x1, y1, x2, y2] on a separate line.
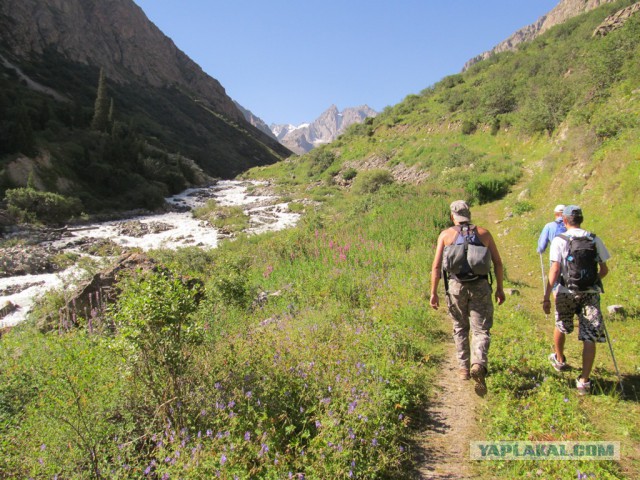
[0, 180, 299, 327]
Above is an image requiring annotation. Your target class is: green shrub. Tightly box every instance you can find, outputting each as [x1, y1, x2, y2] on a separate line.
[465, 174, 511, 204]
[342, 167, 358, 181]
[352, 169, 394, 194]
[112, 270, 204, 428]
[513, 200, 535, 215]
[307, 148, 336, 177]
[193, 201, 249, 233]
[5, 187, 82, 225]
[461, 119, 477, 135]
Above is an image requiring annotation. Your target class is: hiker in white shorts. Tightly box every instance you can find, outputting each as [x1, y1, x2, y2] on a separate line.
[542, 205, 610, 395]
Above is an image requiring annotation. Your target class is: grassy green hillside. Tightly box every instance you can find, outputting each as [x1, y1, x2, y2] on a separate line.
[0, 1, 638, 478]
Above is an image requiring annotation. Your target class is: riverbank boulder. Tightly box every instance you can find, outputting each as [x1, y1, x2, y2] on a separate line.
[53, 252, 204, 332]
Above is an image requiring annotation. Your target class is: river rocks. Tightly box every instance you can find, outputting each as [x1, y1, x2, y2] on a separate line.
[0, 280, 45, 296]
[0, 301, 18, 319]
[116, 220, 174, 237]
[77, 238, 126, 256]
[0, 245, 60, 277]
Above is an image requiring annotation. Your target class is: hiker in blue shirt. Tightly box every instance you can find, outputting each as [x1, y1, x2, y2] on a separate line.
[537, 204, 567, 254]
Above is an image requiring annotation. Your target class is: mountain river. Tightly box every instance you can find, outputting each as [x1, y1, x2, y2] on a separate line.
[0, 180, 300, 327]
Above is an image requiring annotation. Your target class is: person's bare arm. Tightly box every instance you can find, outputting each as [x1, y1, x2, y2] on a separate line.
[543, 261, 561, 314]
[430, 231, 448, 310]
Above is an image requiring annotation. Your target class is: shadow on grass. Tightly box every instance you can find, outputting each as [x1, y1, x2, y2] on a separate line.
[591, 374, 640, 402]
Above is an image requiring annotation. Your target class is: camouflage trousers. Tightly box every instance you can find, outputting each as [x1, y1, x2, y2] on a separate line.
[446, 278, 493, 370]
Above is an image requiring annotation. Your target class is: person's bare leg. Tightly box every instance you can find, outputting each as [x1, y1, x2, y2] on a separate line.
[554, 328, 566, 364]
[580, 341, 596, 381]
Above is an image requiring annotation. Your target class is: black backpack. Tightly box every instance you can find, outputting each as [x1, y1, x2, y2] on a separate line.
[559, 233, 599, 291]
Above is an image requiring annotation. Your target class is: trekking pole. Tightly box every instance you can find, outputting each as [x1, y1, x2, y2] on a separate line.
[539, 253, 548, 320]
[601, 317, 624, 394]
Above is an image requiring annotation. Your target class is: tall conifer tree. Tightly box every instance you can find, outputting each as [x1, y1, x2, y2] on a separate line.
[91, 68, 109, 131]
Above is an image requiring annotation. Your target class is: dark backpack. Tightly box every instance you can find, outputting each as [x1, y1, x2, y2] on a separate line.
[443, 224, 492, 283]
[559, 233, 599, 290]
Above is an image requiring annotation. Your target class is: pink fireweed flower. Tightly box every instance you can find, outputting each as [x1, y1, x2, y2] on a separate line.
[263, 265, 274, 278]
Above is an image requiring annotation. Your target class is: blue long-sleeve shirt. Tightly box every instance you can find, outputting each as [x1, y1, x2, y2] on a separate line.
[537, 218, 566, 254]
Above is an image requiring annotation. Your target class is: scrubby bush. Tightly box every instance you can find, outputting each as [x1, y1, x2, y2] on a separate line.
[465, 174, 512, 204]
[307, 148, 336, 177]
[461, 119, 477, 135]
[513, 200, 535, 215]
[5, 187, 82, 225]
[342, 167, 358, 181]
[352, 169, 394, 194]
[112, 270, 204, 428]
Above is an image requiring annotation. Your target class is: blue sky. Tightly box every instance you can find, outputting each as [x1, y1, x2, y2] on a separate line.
[133, 1, 559, 126]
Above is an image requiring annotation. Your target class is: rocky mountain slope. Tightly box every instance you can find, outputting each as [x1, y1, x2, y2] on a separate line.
[271, 105, 377, 155]
[0, 0, 290, 192]
[464, 0, 619, 70]
[234, 102, 277, 140]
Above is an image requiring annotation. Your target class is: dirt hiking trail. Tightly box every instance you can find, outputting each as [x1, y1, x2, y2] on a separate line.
[414, 339, 483, 479]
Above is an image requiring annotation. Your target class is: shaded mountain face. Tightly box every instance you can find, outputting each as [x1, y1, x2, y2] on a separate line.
[464, 0, 620, 70]
[0, 0, 290, 178]
[271, 105, 378, 155]
[234, 102, 277, 140]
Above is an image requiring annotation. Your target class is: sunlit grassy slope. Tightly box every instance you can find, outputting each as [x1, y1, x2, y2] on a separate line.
[245, 2, 640, 477]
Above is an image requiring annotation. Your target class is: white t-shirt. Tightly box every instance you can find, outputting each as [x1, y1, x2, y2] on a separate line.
[549, 228, 611, 293]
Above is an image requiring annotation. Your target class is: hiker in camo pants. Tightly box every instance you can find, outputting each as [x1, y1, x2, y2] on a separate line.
[430, 200, 505, 396]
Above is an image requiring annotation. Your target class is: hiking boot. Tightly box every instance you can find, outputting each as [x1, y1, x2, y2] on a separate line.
[470, 364, 487, 397]
[576, 377, 591, 396]
[458, 368, 470, 380]
[548, 353, 570, 372]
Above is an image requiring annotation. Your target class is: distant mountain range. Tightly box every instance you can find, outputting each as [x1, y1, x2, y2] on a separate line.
[269, 105, 378, 155]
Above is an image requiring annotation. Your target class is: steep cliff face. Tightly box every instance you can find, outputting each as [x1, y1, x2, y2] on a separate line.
[0, 0, 245, 122]
[463, 0, 620, 70]
[234, 102, 277, 140]
[272, 105, 377, 155]
[0, 0, 291, 184]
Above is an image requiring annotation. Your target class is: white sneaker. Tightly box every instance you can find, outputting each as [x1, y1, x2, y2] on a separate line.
[549, 353, 569, 372]
[576, 377, 591, 396]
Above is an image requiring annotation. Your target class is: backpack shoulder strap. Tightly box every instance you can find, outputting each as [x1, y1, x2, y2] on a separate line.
[558, 234, 570, 242]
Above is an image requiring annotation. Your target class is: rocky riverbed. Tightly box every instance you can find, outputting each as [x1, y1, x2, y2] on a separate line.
[0, 180, 300, 327]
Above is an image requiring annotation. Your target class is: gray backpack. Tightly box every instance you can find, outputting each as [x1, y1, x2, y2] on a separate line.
[443, 224, 492, 283]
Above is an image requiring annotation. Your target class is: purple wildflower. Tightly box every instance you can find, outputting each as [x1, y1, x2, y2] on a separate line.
[244, 431, 251, 441]
[221, 454, 227, 465]
[259, 443, 269, 457]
